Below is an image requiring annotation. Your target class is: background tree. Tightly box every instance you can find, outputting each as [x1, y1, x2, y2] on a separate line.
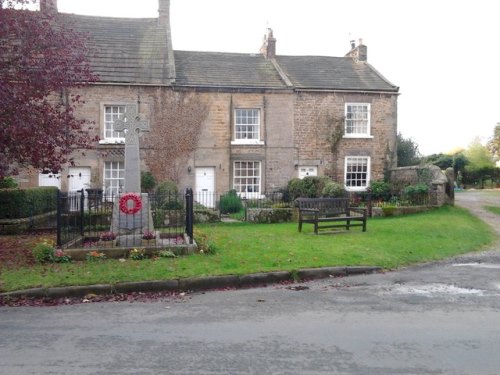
[423, 150, 468, 186]
[423, 153, 453, 169]
[0, 1, 97, 178]
[465, 138, 495, 170]
[462, 138, 497, 188]
[486, 123, 500, 162]
[396, 132, 421, 167]
[145, 91, 208, 184]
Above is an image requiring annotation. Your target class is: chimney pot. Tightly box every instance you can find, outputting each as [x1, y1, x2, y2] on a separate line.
[260, 28, 276, 59]
[345, 38, 367, 62]
[40, 0, 58, 13]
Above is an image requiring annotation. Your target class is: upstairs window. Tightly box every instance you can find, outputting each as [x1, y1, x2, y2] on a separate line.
[345, 103, 371, 137]
[103, 105, 126, 142]
[234, 109, 261, 144]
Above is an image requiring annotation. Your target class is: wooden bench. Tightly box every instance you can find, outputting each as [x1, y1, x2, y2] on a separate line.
[297, 197, 367, 234]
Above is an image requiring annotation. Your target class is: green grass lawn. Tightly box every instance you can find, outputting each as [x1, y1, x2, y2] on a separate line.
[0, 206, 494, 292]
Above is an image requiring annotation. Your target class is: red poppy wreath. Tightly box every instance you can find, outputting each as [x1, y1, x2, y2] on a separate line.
[119, 193, 142, 215]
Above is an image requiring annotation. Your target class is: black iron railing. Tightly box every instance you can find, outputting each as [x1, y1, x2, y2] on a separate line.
[56, 189, 194, 249]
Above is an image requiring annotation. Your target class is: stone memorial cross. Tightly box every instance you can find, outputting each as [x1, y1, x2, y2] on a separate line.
[114, 105, 149, 193]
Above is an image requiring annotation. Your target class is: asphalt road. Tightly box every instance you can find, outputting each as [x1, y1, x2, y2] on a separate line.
[1, 191, 499, 375]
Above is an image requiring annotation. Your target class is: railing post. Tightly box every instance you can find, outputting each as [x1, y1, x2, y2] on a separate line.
[367, 192, 372, 217]
[56, 189, 62, 247]
[79, 189, 85, 237]
[28, 198, 34, 230]
[185, 188, 194, 244]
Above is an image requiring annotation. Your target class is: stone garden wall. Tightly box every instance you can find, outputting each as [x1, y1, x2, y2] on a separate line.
[390, 165, 455, 206]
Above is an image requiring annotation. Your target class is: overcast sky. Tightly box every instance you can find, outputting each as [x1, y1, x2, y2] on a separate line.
[57, 0, 500, 156]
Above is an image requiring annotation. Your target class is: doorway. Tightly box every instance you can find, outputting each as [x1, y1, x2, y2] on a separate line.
[195, 167, 215, 208]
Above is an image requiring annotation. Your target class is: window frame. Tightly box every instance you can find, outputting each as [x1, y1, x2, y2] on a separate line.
[103, 161, 124, 197]
[344, 156, 371, 191]
[100, 104, 127, 144]
[233, 160, 262, 199]
[231, 108, 264, 145]
[344, 103, 372, 138]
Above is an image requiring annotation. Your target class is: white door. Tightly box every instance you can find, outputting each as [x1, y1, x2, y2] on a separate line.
[68, 167, 91, 211]
[38, 173, 61, 189]
[195, 167, 215, 208]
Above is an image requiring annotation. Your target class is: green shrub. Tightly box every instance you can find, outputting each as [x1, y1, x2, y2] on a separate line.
[193, 228, 217, 254]
[154, 181, 182, 210]
[32, 241, 55, 264]
[0, 187, 57, 219]
[321, 181, 346, 197]
[158, 249, 177, 258]
[53, 249, 72, 263]
[155, 180, 177, 195]
[286, 178, 303, 201]
[153, 208, 167, 227]
[0, 177, 18, 189]
[141, 171, 157, 193]
[129, 248, 146, 260]
[370, 181, 391, 200]
[404, 183, 429, 195]
[220, 190, 243, 214]
[286, 176, 331, 200]
[403, 183, 430, 205]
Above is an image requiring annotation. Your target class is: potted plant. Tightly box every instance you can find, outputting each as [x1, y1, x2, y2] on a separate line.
[99, 231, 117, 247]
[141, 230, 156, 247]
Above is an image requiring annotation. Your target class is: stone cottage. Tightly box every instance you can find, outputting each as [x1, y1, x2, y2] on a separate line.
[20, 0, 399, 202]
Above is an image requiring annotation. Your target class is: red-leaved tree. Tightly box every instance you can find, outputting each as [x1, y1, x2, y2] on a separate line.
[0, 1, 98, 178]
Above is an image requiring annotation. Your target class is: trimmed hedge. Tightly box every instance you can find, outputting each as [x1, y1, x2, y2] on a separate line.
[0, 187, 58, 219]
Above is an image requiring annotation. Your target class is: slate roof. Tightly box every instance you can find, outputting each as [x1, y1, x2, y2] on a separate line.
[173, 51, 286, 89]
[60, 14, 174, 85]
[56, 14, 397, 93]
[275, 56, 398, 92]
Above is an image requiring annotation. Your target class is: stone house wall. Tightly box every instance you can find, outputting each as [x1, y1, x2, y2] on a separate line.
[17, 86, 397, 194]
[294, 91, 398, 185]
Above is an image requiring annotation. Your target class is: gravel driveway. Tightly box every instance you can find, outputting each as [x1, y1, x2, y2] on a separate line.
[455, 189, 500, 236]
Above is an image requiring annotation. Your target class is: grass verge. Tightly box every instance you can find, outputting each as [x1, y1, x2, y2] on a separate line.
[0, 206, 494, 292]
[484, 206, 500, 215]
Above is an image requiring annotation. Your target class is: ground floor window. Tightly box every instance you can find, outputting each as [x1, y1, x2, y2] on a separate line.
[233, 161, 261, 197]
[345, 156, 370, 190]
[103, 161, 124, 196]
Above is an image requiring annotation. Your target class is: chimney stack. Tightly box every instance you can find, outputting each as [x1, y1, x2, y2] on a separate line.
[158, 0, 170, 27]
[345, 38, 367, 62]
[40, 0, 58, 14]
[260, 28, 276, 59]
